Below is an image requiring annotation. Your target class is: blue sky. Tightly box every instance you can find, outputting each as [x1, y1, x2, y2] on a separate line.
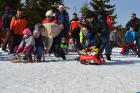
[21, 0, 140, 27]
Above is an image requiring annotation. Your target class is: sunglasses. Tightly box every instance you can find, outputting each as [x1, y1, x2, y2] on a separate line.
[82, 30, 88, 32]
[131, 16, 134, 17]
[82, 21, 86, 22]
[46, 16, 51, 18]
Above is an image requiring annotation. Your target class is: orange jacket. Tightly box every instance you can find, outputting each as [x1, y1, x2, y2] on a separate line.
[10, 14, 26, 35]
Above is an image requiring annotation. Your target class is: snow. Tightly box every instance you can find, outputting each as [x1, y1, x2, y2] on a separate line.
[0, 48, 140, 93]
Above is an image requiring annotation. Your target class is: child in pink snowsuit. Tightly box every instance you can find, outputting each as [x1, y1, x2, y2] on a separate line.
[13, 28, 36, 60]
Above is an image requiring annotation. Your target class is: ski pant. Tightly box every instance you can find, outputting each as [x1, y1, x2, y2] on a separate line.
[36, 46, 43, 60]
[121, 42, 137, 53]
[61, 29, 67, 38]
[2, 28, 11, 50]
[10, 34, 22, 53]
[45, 31, 65, 58]
[100, 32, 111, 57]
[13, 45, 34, 56]
[110, 41, 115, 49]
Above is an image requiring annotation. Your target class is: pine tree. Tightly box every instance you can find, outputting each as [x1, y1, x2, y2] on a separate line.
[0, 0, 24, 16]
[24, 0, 62, 31]
[80, 0, 90, 17]
[90, 0, 121, 29]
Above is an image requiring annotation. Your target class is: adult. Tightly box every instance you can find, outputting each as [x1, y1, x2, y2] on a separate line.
[35, 23, 66, 60]
[68, 13, 79, 35]
[126, 13, 140, 32]
[110, 29, 117, 53]
[55, 4, 69, 39]
[86, 11, 111, 61]
[42, 10, 58, 24]
[1, 6, 14, 52]
[10, 7, 26, 53]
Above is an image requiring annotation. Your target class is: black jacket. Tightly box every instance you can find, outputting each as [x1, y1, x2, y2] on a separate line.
[126, 17, 140, 32]
[82, 33, 101, 49]
[95, 15, 109, 35]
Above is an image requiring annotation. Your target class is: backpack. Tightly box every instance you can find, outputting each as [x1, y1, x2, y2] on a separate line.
[2, 14, 10, 28]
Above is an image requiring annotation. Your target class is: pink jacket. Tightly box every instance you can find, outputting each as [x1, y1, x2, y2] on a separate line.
[0, 16, 3, 28]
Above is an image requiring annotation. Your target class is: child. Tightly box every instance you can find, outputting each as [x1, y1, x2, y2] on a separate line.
[121, 26, 137, 54]
[10, 7, 26, 53]
[110, 29, 117, 52]
[13, 28, 35, 60]
[68, 39, 74, 50]
[33, 29, 44, 61]
[60, 38, 68, 53]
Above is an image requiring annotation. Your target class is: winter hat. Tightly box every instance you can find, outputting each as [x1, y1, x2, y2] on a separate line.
[79, 13, 83, 18]
[23, 28, 31, 36]
[61, 38, 66, 42]
[46, 11, 53, 17]
[85, 33, 93, 41]
[33, 29, 40, 36]
[5, 6, 12, 11]
[59, 5, 64, 9]
[86, 11, 95, 18]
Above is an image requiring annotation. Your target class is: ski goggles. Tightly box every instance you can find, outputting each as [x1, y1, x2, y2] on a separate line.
[82, 30, 88, 32]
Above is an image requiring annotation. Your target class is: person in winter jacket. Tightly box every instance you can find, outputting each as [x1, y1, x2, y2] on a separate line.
[75, 24, 103, 61]
[1, 6, 14, 51]
[13, 28, 35, 60]
[60, 38, 68, 53]
[35, 23, 66, 60]
[121, 26, 137, 54]
[33, 29, 44, 61]
[136, 29, 140, 57]
[10, 7, 26, 53]
[110, 29, 117, 51]
[55, 4, 69, 38]
[78, 13, 83, 26]
[68, 13, 79, 35]
[86, 10, 111, 61]
[42, 10, 58, 24]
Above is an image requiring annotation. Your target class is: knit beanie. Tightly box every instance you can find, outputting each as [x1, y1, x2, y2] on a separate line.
[33, 29, 40, 36]
[46, 11, 53, 17]
[5, 6, 12, 11]
[59, 5, 64, 9]
[23, 28, 31, 36]
[79, 13, 83, 18]
[86, 11, 95, 18]
[61, 38, 66, 42]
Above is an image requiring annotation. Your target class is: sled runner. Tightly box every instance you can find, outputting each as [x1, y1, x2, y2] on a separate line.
[79, 54, 105, 65]
[8, 52, 45, 63]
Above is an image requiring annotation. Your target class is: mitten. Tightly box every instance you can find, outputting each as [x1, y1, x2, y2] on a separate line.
[23, 47, 27, 53]
[16, 47, 22, 53]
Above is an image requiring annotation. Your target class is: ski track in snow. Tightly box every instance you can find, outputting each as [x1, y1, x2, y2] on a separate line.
[0, 48, 140, 93]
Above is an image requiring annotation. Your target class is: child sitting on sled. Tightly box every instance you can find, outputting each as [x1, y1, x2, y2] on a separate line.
[33, 29, 44, 61]
[79, 24, 99, 56]
[120, 26, 137, 54]
[60, 38, 68, 53]
[13, 28, 36, 60]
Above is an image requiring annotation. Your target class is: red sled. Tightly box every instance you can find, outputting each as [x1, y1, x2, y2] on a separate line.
[79, 54, 105, 65]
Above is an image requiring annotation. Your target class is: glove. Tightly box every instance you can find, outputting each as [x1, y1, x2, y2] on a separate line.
[116, 40, 118, 43]
[11, 30, 14, 36]
[23, 47, 27, 53]
[16, 47, 22, 53]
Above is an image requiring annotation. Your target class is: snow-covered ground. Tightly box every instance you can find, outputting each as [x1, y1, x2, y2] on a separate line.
[0, 48, 140, 93]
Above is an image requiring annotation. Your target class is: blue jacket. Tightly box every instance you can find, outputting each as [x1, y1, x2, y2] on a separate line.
[55, 11, 69, 30]
[125, 30, 136, 42]
[35, 34, 44, 50]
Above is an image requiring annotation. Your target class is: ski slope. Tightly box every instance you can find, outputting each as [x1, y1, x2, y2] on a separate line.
[0, 48, 140, 93]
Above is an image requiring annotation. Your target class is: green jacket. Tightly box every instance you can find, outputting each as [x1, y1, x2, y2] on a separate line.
[136, 29, 140, 45]
[60, 43, 68, 49]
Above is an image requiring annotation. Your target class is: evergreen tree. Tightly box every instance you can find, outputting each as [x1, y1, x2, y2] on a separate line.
[80, 0, 90, 17]
[90, 0, 121, 29]
[0, 0, 24, 16]
[24, 0, 62, 31]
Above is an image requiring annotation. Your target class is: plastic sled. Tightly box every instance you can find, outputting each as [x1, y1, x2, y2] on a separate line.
[8, 52, 45, 63]
[79, 54, 105, 65]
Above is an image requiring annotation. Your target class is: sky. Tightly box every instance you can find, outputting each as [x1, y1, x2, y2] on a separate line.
[21, 0, 140, 27]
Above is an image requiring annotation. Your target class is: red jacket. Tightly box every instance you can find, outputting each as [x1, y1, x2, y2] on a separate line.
[0, 16, 3, 28]
[106, 15, 112, 32]
[69, 18, 79, 33]
[42, 17, 58, 24]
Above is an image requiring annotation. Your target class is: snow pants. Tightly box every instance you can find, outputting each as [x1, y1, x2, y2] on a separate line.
[36, 46, 43, 60]
[121, 42, 137, 53]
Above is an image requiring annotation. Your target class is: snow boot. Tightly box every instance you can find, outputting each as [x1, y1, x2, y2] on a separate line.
[97, 42, 106, 59]
[107, 56, 111, 61]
